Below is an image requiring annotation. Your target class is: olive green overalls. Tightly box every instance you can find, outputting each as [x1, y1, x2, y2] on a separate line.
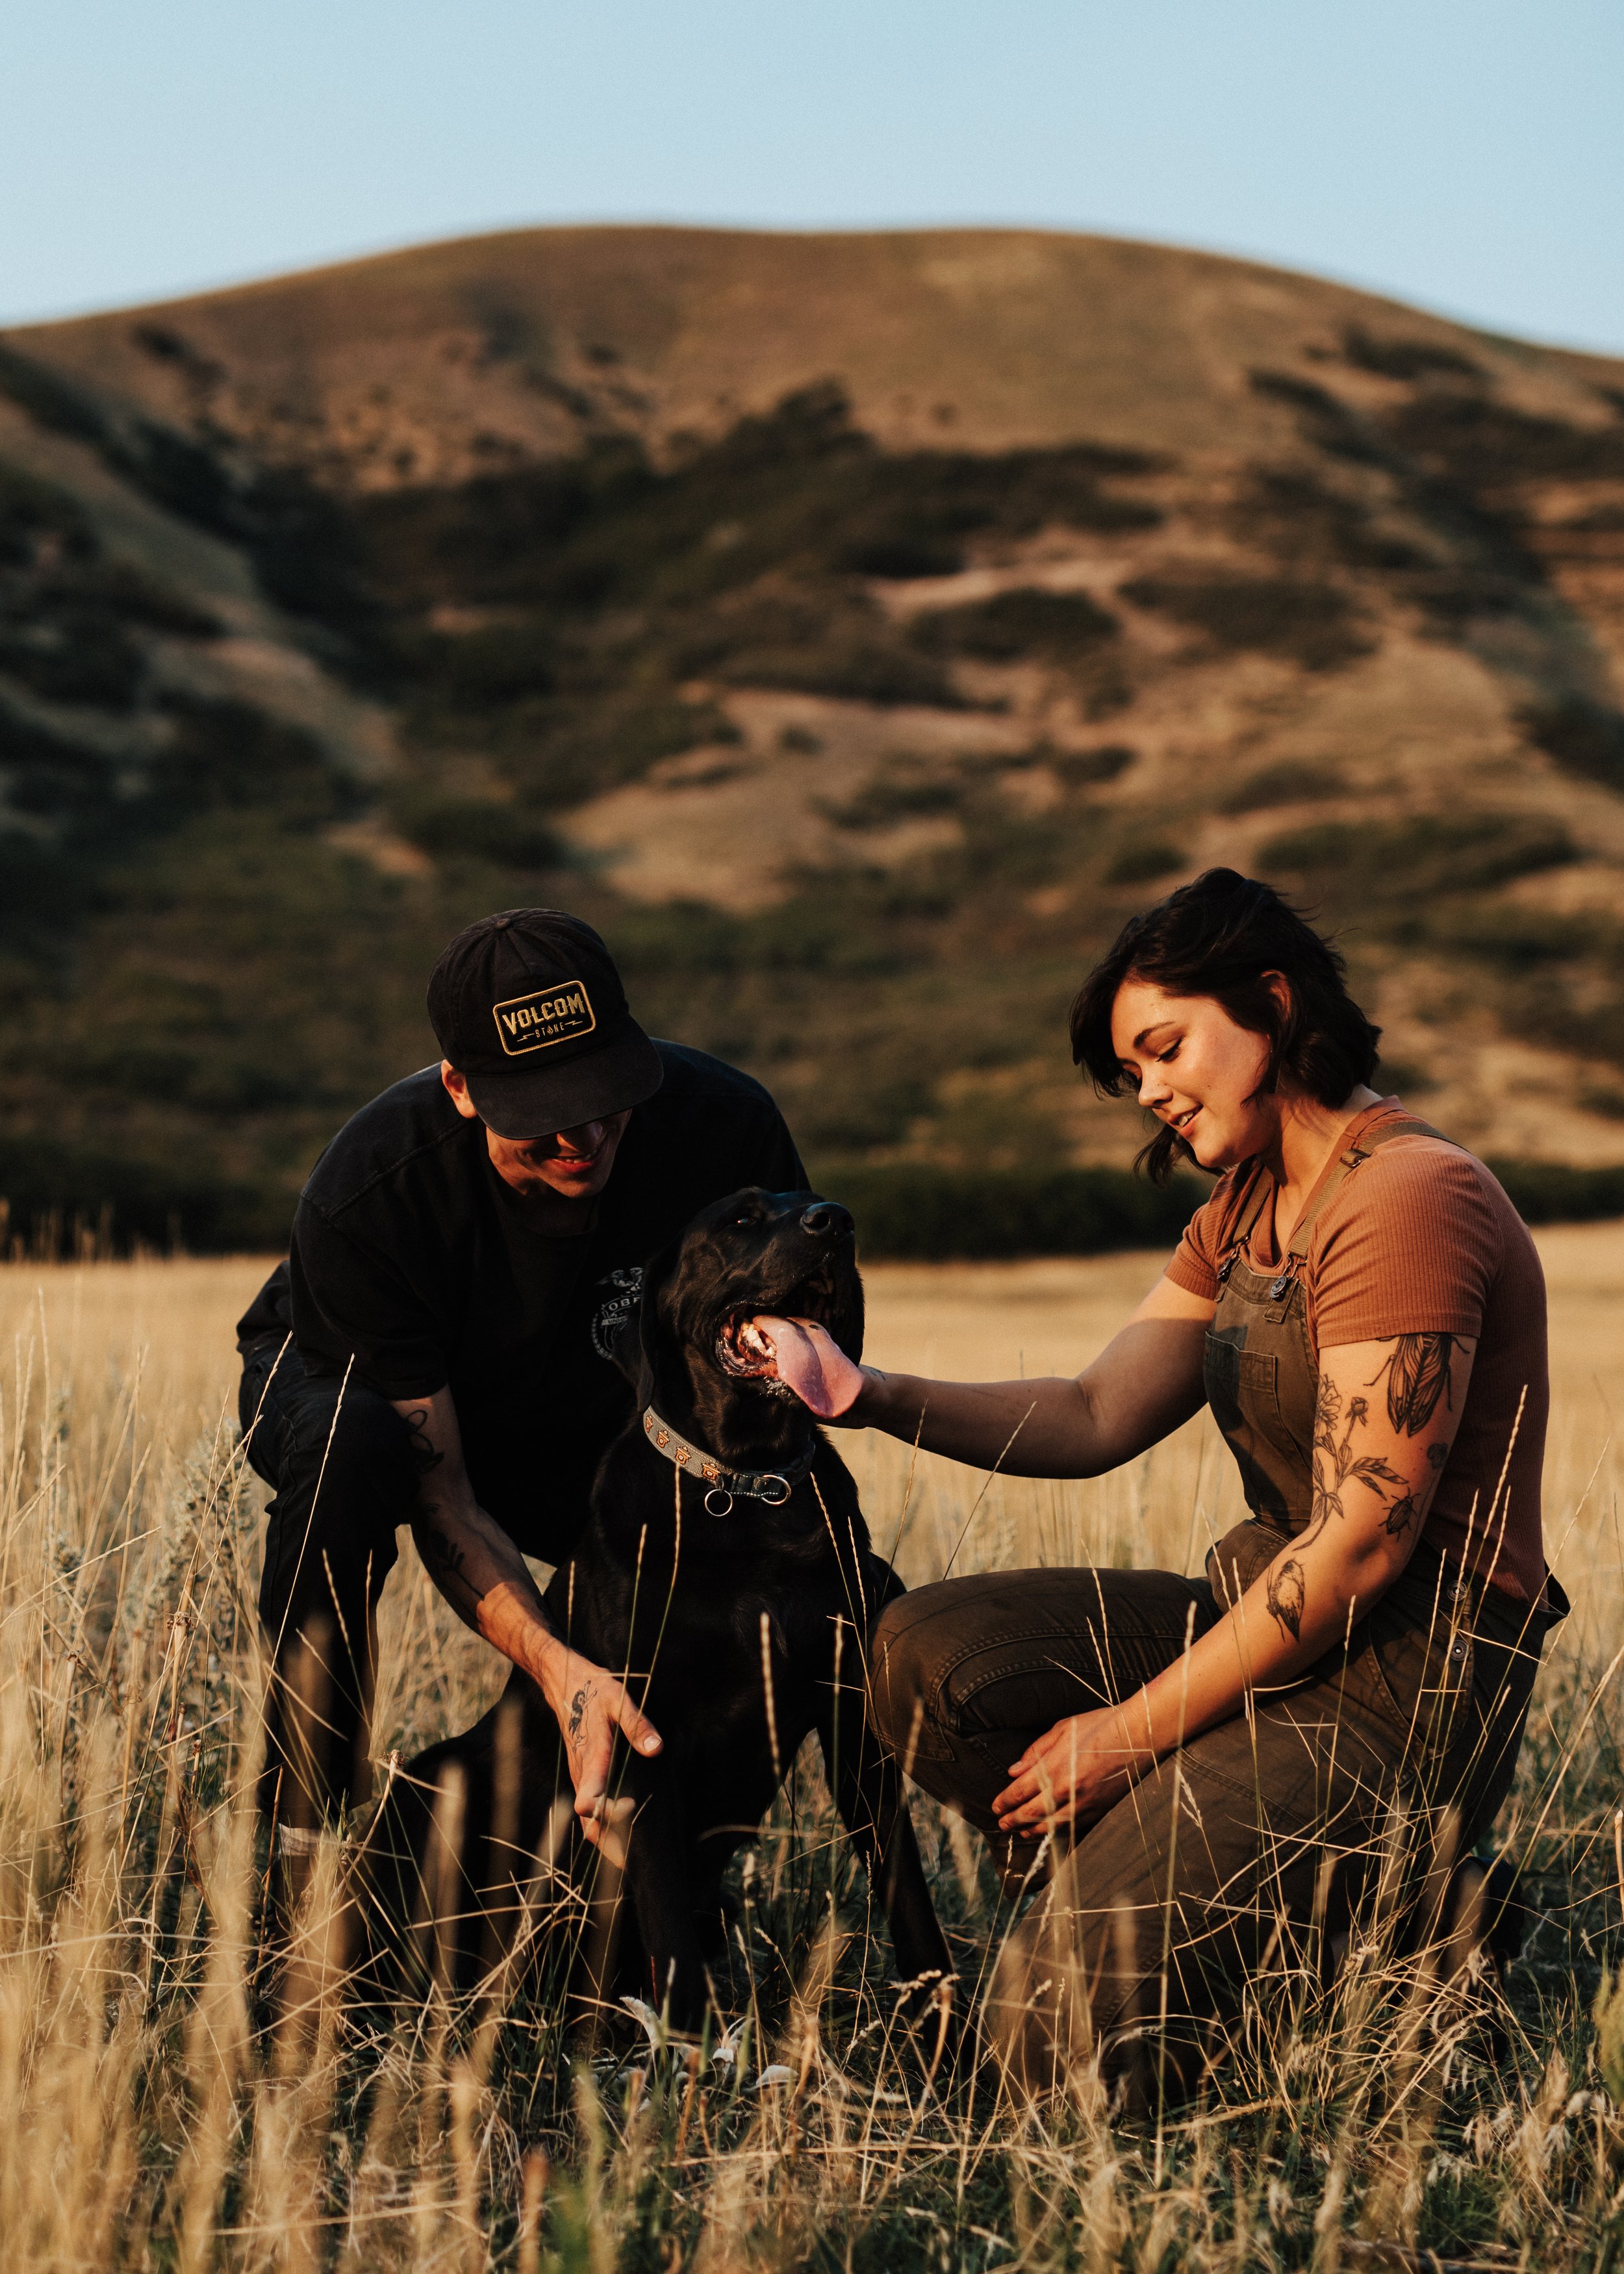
[872, 1116, 1565, 2102]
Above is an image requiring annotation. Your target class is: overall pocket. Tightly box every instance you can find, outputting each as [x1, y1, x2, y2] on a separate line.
[1205, 1519, 1294, 1613]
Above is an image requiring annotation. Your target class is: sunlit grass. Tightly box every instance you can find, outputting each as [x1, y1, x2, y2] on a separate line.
[0, 1244, 1620, 2269]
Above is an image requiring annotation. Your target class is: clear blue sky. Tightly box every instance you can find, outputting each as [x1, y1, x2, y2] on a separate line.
[3, 0, 1620, 353]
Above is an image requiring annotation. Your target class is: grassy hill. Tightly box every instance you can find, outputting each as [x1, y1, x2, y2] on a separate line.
[3, 225, 1624, 1251]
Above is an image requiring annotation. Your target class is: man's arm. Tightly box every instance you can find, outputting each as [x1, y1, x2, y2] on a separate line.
[392, 1386, 661, 1843]
[993, 1329, 1478, 1834]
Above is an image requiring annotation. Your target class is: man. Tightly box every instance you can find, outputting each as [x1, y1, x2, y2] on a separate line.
[236, 908, 806, 1876]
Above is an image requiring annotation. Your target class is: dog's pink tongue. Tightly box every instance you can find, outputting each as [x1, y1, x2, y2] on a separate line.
[750, 1316, 865, 1419]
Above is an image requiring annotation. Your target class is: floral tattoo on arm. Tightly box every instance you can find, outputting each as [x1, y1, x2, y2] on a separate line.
[1264, 1339, 1462, 1643]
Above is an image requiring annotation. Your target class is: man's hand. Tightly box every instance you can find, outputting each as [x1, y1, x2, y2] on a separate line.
[536, 1648, 663, 1848]
[394, 1386, 664, 1848]
[992, 1706, 1151, 1839]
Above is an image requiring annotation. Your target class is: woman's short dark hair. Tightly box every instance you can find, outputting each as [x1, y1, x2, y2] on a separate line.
[1070, 867, 1382, 1185]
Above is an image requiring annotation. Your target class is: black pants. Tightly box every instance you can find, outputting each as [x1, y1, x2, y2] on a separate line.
[238, 1336, 599, 1833]
[870, 1550, 1550, 2105]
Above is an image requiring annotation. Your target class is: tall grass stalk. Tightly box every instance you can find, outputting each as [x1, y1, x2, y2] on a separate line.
[0, 1251, 1620, 2270]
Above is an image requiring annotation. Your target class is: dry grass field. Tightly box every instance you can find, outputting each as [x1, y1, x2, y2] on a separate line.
[3, 1237, 1624, 2271]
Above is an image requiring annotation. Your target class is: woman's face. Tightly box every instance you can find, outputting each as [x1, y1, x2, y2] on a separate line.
[1109, 977, 1282, 1172]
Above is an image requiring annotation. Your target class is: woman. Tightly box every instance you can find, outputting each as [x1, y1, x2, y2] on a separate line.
[756, 869, 1566, 2103]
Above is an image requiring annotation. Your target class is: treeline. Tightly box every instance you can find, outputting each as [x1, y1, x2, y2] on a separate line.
[5, 1151, 1624, 1264]
[825, 1160, 1624, 1260]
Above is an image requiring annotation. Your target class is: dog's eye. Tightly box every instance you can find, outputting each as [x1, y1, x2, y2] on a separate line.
[731, 1210, 755, 1226]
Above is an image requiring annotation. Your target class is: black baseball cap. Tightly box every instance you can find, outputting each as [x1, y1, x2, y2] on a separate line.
[427, 910, 664, 1140]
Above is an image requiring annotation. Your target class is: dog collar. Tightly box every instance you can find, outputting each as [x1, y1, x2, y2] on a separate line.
[641, 1406, 815, 1518]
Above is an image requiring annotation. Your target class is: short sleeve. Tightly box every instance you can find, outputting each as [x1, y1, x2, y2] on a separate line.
[288, 1201, 451, 1399]
[1312, 1143, 1501, 1349]
[1165, 1182, 1230, 1301]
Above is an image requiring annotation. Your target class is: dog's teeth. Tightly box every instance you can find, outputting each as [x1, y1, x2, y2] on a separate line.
[736, 1320, 776, 1363]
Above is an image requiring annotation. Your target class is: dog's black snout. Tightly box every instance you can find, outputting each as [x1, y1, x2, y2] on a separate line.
[800, 1200, 852, 1238]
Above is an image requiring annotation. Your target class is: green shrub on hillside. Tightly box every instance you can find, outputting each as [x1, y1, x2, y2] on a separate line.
[1341, 326, 1484, 383]
[1220, 758, 1342, 813]
[0, 611, 145, 708]
[389, 791, 565, 869]
[1050, 743, 1137, 788]
[1522, 698, 1624, 795]
[913, 586, 1120, 667]
[818, 764, 961, 829]
[0, 459, 220, 713]
[720, 633, 966, 709]
[494, 697, 739, 809]
[1487, 1160, 1624, 1225]
[1106, 837, 1185, 885]
[1120, 572, 1373, 671]
[820, 1164, 1208, 1260]
[1258, 810, 1575, 904]
[149, 699, 362, 828]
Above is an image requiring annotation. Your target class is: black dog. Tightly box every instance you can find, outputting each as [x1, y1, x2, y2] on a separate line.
[356, 1188, 954, 2038]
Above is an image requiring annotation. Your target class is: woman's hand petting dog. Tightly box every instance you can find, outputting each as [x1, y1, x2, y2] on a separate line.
[744, 1314, 869, 1419]
[993, 1705, 1158, 1838]
[537, 1646, 663, 1848]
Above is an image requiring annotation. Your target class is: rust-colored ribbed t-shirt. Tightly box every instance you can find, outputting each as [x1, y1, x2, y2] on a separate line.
[1166, 1099, 1548, 1604]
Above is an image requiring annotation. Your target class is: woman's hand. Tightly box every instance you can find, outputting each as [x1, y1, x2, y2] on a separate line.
[744, 1314, 869, 1419]
[992, 1706, 1154, 1837]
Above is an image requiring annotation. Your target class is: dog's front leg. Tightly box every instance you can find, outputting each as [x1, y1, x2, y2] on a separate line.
[817, 1674, 956, 2040]
[610, 1753, 711, 2034]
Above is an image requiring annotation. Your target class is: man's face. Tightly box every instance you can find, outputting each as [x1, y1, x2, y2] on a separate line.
[440, 1064, 631, 1203]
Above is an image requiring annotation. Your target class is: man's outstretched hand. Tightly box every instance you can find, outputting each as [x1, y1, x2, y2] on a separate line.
[538, 1648, 663, 1848]
[745, 1314, 869, 1419]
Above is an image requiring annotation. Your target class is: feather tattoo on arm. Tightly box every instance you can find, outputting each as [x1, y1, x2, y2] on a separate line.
[1369, 1333, 1460, 1437]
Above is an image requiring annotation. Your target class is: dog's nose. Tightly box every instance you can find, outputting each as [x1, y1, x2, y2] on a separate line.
[800, 1200, 852, 1238]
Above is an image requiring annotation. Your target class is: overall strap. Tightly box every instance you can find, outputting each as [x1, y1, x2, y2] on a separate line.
[1284, 1112, 1459, 1263]
[1215, 1158, 1277, 1283]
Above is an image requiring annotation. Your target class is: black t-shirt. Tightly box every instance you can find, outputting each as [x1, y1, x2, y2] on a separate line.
[237, 1043, 805, 1552]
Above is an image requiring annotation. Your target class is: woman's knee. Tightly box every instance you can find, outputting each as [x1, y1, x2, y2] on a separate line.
[869, 1591, 936, 1765]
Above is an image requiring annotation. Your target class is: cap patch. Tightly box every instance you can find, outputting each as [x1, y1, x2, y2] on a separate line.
[492, 980, 597, 1056]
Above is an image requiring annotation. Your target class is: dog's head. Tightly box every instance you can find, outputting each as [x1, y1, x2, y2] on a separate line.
[637, 1188, 863, 1453]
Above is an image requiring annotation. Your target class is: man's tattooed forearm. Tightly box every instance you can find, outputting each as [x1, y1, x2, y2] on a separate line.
[418, 1526, 468, 1586]
[1267, 1556, 1306, 1642]
[1368, 1335, 1460, 1438]
[401, 1406, 446, 1476]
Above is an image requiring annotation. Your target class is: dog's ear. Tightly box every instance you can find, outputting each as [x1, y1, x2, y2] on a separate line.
[635, 1233, 686, 1399]
[831, 1255, 865, 1367]
[838, 1268, 865, 1366]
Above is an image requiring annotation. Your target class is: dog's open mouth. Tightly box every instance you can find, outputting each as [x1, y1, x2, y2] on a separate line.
[715, 1268, 837, 1380]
